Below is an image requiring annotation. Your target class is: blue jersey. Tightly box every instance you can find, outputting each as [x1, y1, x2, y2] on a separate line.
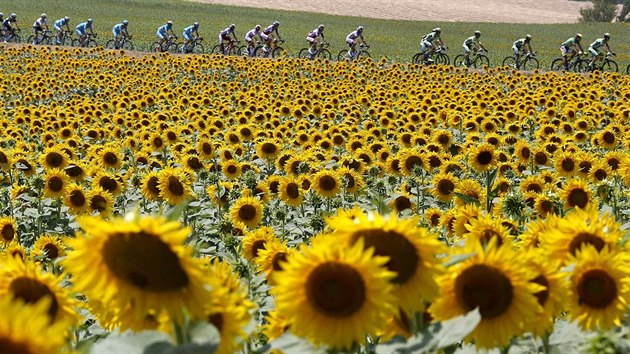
[76, 22, 92, 32]
[54, 18, 68, 28]
[113, 23, 125, 34]
[183, 25, 196, 36]
[158, 24, 171, 34]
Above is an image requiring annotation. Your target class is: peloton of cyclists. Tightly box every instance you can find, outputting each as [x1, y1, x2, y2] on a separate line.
[183, 22, 200, 51]
[462, 30, 486, 66]
[561, 33, 585, 71]
[346, 26, 368, 56]
[587, 33, 614, 70]
[75, 19, 95, 46]
[219, 23, 237, 54]
[420, 27, 444, 62]
[512, 34, 533, 63]
[261, 21, 282, 53]
[2, 13, 19, 42]
[32, 13, 49, 44]
[156, 20, 175, 51]
[244, 24, 262, 56]
[306, 24, 327, 57]
[53, 16, 70, 45]
[112, 20, 130, 49]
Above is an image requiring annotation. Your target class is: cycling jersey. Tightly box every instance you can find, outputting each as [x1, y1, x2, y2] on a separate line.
[113, 23, 126, 36]
[54, 18, 68, 29]
[183, 25, 197, 37]
[245, 28, 260, 41]
[308, 28, 322, 38]
[561, 38, 579, 49]
[589, 38, 607, 50]
[423, 32, 439, 43]
[262, 25, 275, 35]
[220, 27, 233, 37]
[464, 36, 477, 47]
[157, 24, 171, 36]
[76, 22, 92, 35]
[3, 18, 15, 30]
[346, 30, 361, 41]
[33, 17, 47, 28]
[513, 38, 526, 48]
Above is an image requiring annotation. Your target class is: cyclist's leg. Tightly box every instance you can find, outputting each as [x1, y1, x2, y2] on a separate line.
[561, 46, 569, 69]
[463, 44, 471, 64]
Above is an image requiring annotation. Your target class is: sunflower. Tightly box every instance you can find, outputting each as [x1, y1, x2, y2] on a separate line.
[542, 206, 623, 265]
[452, 204, 483, 238]
[464, 214, 513, 248]
[424, 207, 442, 228]
[203, 289, 253, 354]
[39, 146, 68, 170]
[514, 140, 532, 163]
[98, 145, 123, 170]
[64, 183, 90, 215]
[272, 237, 396, 349]
[278, 175, 303, 207]
[454, 178, 484, 207]
[92, 171, 124, 196]
[141, 171, 162, 202]
[431, 172, 459, 203]
[0, 296, 68, 353]
[566, 245, 630, 331]
[32, 234, 66, 261]
[255, 240, 295, 281]
[589, 161, 611, 183]
[222, 160, 242, 180]
[468, 143, 496, 173]
[398, 148, 425, 176]
[518, 216, 559, 250]
[262, 309, 292, 341]
[553, 152, 577, 177]
[0, 256, 78, 326]
[388, 194, 416, 214]
[197, 140, 216, 160]
[63, 214, 212, 324]
[519, 175, 545, 194]
[338, 167, 365, 195]
[230, 196, 264, 229]
[241, 226, 277, 261]
[333, 212, 443, 313]
[0, 148, 11, 171]
[429, 240, 543, 349]
[13, 156, 36, 177]
[87, 187, 115, 217]
[256, 139, 281, 160]
[64, 161, 87, 182]
[0, 217, 18, 246]
[559, 178, 593, 210]
[158, 168, 193, 205]
[43, 168, 69, 199]
[312, 170, 341, 198]
[523, 252, 566, 337]
[534, 193, 560, 217]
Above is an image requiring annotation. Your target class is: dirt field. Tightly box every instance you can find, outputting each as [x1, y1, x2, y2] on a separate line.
[188, 0, 590, 23]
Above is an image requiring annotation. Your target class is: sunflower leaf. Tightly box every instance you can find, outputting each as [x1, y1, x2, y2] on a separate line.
[443, 252, 475, 268]
[433, 308, 481, 348]
[165, 200, 191, 221]
[454, 193, 480, 206]
[90, 330, 171, 354]
[269, 333, 326, 354]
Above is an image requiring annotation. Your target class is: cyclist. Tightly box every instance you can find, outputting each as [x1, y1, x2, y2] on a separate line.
[218, 23, 237, 54]
[182, 22, 200, 51]
[156, 21, 175, 51]
[560, 33, 584, 71]
[512, 34, 533, 64]
[32, 13, 49, 44]
[244, 24, 262, 56]
[112, 20, 130, 49]
[420, 27, 444, 61]
[3, 13, 20, 42]
[76, 19, 95, 46]
[261, 21, 282, 52]
[346, 26, 368, 56]
[53, 16, 70, 45]
[462, 30, 486, 66]
[587, 33, 613, 69]
[306, 24, 326, 57]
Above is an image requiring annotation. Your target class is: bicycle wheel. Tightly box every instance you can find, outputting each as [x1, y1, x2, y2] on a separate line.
[359, 51, 370, 59]
[475, 55, 490, 68]
[106, 39, 116, 49]
[502, 56, 517, 68]
[298, 48, 312, 59]
[192, 43, 204, 54]
[550, 58, 565, 71]
[601, 60, 618, 73]
[72, 38, 82, 47]
[227, 45, 239, 55]
[574, 59, 589, 73]
[271, 46, 285, 58]
[522, 57, 539, 70]
[434, 53, 449, 65]
[318, 49, 332, 60]
[210, 44, 222, 55]
[338, 49, 350, 61]
[87, 39, 98, 48]
[27, 35, 35, 44]
[453, 54, 467, 67]
[169, 42, 180, 53]
[412, 53, 422, 64]
[122, 40, 134, 51]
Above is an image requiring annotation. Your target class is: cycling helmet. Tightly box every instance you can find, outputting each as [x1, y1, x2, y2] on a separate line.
[357, 26, 364, 32]
[0, 13, 4, 18]
[604, 32, 610, 39]
[11, 13, 17, 19]
[255, 24, 261, 30]
[229, 23, 235, 30]
[474, 30, 481, 37]
[273, 21, 280, 26]
[575, 33, 582, 39]
[65, 16, 70, 22]
[167, 20, 173, 25]
[123, 20, 129, 25]
[41, 13, 47, 18]
[194, 22, 200, 27]
[88, 18, 93, 23]
[318, 24, 325, 30]
[525, 34, 532, 40]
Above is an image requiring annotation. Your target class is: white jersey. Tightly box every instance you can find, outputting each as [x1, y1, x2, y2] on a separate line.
[33, 17, 48, 27]
[263, 25, 275, 35]
[308, 28, 323, 38]
[346, 30, 361, 42]
[245, 28, 260, 40]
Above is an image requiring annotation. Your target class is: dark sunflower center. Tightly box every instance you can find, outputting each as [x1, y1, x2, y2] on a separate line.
[104, 152, 118, 166]
[43, 243, 60, 259]
[520, 148, 530, 159]
[526, 183, 542, 193]
[9, 277, 59, 320]
[153, 137, 163, 148]
[594, 169, 607, 181]
[404, 155, 423, 171]
[286, 183, 300, 199]
[561, 159, 574, 172]
[65, 165, 83, 178]
[531, 274, 549, 306]
[535, 152, 548, 165]
[261, 143, 277, 155]
[602, 132, 615, 145]
[394, 196, 412, 211]
[272, 252, 288, 271]
[319, 175, 337, 192]
[201, 142, 213, 155]
[567, 189, 588, 209]
[48, 176, 64, 192]
[437, 179, 455, 196]
[167, 176, 184, 196]
[0, 337, 33, 354]
[99, 176, 118, 193]
[438, 134, 449, 145]
[352, 229, 419, 285]
[238, 204, 257, 221]
[455, 264, 513, 319]
[90, 195, 107, 212]
[343, 173, 356, 189]
[251, 240, 266, 258]
[69, 190, 86, 207]
[578, 269, 617, 309]
[46, 152, 63, 167]
[0, 152, 8, 164]
[568, 232, 605, 256]
[188, 157, 202, 170]
[102, 232, 189, 292]
[307, 262, 366, 317]
[226, 165, 238, 174]
[479, 229, 503, 247]
[1, 224, 15, 242]
[147, 176, 161, 195]
[208, 313, 224, 333]
[476, 151, 493, 165]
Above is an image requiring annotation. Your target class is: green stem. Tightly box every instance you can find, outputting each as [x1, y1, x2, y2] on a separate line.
[542, 332, 551, 354]
[173, 321, 186, 345]
[486, 170, 492, 213]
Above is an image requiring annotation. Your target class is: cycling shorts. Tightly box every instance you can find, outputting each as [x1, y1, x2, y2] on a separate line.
[463, 44, 472, 53]
[218, 34, 231, 44]
[588, 47, 599, 57]
[420, 40, 432, 52]
[184, 32, 193, 41]
[512, 45, 521, 56]
[113, 28, 122, 37]
[261, 33, 269, 41]
[157, 29, 167, 39]
[346, 38, 355, 46]
[306, 36, 316, 43]
[33, 25, 43, 32]
[76, 28, 87, 36]
[54, 25, 63, 32]
[560, 46, 574, 56]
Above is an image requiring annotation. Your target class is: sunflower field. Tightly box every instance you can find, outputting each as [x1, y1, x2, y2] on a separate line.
[2, 44, 630, 354]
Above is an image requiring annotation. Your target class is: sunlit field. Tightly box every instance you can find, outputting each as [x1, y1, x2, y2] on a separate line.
[2, 39, 630, 353]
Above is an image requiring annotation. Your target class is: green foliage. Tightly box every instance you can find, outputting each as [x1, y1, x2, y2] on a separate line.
[7, 0, 630, 65]
[580, 0, 617, 22]
[618, 0, 630, 21]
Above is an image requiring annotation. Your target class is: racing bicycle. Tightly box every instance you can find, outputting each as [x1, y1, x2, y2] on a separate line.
[337, 43, 370, 61]
[299, 42, 331, 60]
[106, 35, 134, 50]
[454, 48, 489, 68]
[180, 37, 204, 54]
[502, 51, 539, 70]
[412, 46, 449, 65]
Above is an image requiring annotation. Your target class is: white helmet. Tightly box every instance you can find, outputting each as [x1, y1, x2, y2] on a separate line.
[433, 27, 441, 32]
[229, 23, 235, 30]
[194, 22, 199, 27]
[604, 33, 610, 39]
[474, 30, 481, 37]
[525, 34, 532, 40]
[87, 18, 93, 23]
[318, 24, 325, 30]
[273, 21, 280, 26]
[11, 13, 17, 19]
[123, 20, 129, 25]
[357, 26, 363, 32]
[65, 16, 70, 22]
[255, 24, 261, 30]
[41, 13, 47, 18]
[0, 13, 4, 18]
[167, 20, 173, 25]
